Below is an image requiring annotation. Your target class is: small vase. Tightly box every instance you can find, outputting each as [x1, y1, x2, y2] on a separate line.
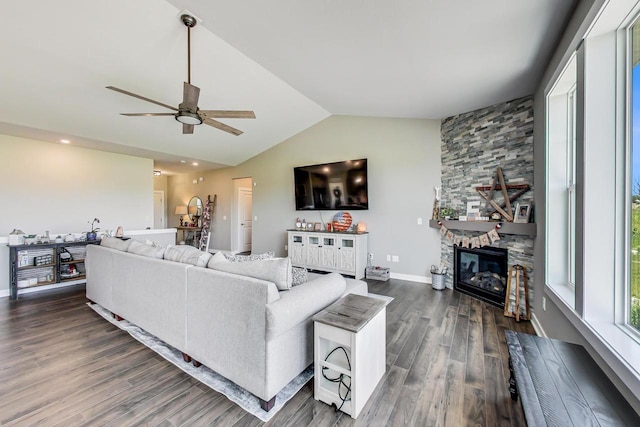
[87, 232, 97, 241]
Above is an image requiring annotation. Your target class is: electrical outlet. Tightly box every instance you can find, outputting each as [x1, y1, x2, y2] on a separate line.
[386, 255, 391, 262]
[284, 244, 288, 251]
[392, 255, 399, 263]
[223, 215, 227, 220]
[254, 216, 258, 221]
[542, 297, 546, 311]
[417, 217, 423, 225]
[368, 253, 373, 260]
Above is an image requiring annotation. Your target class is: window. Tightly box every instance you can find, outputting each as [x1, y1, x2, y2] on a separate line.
[545, 55, 577, 307]
[629, 21, 640, 332]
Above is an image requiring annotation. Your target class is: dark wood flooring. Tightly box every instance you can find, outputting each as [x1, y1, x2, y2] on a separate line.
[0, 279, 534, 426]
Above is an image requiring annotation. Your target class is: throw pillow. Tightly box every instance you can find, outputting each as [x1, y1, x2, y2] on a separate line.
[145, 239, 162, 248]
[291, 267, 308, 286]
[164, 245, 212, 267]
[100, 236, 132, 252]
[224, 251, 275, 262]
[127, 240, 165, 259]
[209, 257, 293, 290]
[206, 251, 230, 268]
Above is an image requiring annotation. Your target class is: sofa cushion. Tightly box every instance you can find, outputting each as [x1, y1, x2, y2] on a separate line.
[127, 239, 165, 259]
[266, 272, 346, 340]
[291, 267, 308, 286]
[208, 257, 293, 290]
[224, 251, 275, 262]
[164, 245, 212, 267]
[100, 236, 132, 252]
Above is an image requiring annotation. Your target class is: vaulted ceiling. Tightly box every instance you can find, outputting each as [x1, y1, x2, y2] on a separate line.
[0, 0, 576, 174]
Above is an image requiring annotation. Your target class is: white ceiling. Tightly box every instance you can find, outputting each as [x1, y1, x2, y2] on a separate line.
[0, 0, 576, 174]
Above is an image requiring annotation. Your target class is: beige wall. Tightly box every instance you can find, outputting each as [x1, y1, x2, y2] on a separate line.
[0, 134, 154, 293]
[168, 115, 442, 279]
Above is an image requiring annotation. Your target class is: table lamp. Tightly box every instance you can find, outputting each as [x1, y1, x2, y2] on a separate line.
[175, 205, 188, 226]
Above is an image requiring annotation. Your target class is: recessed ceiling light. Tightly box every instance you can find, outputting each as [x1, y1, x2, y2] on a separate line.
[180, 160, 187, 164]
[153, 170, 162, 176]
[192, 162, 198, 166]
[60, 139, 70, 144]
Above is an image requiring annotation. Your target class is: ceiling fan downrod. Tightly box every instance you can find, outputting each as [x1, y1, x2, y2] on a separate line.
[181, 14, 198, 85]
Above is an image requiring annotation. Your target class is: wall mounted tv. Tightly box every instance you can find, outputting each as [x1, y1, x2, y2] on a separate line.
[294, 159, 368, 210]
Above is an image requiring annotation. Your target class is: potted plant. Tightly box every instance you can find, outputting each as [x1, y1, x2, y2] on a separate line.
[87, 218, 100, 241]
[439, 207, 457, 220]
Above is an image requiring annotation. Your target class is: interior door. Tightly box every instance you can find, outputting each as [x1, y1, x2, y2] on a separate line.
[153, 191, 165, 229]
[238, 187, 253, 253]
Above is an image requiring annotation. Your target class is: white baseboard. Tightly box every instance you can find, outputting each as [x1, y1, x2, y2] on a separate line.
[530, 312, 547, 337]
[0, 289, 9, 298]
[389, 272, 431, 284]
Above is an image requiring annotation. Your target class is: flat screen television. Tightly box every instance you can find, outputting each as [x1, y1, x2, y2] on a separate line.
[294, 159, 368, 210]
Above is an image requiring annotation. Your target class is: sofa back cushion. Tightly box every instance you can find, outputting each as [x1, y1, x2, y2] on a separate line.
[208, 256, 293, 290]
[100, 236, 132, 252]
[164, 245, 212, 267]
[127, 239, 165, 259]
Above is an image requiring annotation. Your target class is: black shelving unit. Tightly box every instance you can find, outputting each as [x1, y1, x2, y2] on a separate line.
[9, 240, 100, 300]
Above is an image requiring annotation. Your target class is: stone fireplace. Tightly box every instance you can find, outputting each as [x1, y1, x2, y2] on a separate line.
[438, 95, 535, 306]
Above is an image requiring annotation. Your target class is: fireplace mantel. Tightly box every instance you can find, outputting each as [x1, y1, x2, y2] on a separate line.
[429, 220, 536, 237]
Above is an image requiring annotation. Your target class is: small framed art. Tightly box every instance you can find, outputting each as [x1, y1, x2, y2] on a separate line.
[514, 202, 531, 223]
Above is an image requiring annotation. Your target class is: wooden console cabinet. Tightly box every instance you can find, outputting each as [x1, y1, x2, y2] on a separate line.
[287, 230, 368, 279]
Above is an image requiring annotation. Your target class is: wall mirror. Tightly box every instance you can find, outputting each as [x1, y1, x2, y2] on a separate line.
[188, 196, 203, 226]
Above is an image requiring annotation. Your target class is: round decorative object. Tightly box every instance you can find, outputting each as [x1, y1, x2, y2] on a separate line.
[490, 212, 501, 221]
[356, 222, 367, 233]
[332, 211, 352, 232]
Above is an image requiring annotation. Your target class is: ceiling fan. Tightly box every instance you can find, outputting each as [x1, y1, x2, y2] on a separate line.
[106, 13, 255, 136]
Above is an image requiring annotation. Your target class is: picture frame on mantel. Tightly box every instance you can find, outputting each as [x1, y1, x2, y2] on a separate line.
[514, 202, 531, 223]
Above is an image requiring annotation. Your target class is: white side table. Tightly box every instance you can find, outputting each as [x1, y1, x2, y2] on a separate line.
[312, 294, 388, 418]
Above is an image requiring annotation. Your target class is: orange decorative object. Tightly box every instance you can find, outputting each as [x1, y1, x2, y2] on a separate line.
[332, 211, 352, 232]
[356, 222, 367, 233]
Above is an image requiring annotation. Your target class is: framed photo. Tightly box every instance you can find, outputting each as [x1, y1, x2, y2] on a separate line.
[514, 202, 531, 223]
[313, 222, 322, 231]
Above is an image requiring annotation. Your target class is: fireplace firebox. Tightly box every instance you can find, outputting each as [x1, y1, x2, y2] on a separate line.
[454, 246, 508, 308]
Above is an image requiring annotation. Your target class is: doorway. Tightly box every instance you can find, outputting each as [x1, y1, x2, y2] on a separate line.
[232, 177, 253, 253]
[153, 190, 166, 229]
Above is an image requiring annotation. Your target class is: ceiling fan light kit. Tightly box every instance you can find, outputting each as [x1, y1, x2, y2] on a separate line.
[175, 111, 202, 125]
[106, 13, 255, 136]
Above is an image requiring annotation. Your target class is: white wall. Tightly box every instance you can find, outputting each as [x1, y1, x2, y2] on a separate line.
[168, 115, 442, 280]
[0, 134, 154, 293]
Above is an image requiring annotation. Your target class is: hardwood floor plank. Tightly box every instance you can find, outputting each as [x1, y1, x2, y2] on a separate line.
[464, 386, 487, 427]
[350, 365, 408, 426]
[442, 359, 466, 427]
[482, 303, 500, 358]
[465, 298, 485, 389]
[450, 305, 469, 363]
[484, 355, 514, 427]
[439, 305, 459, 346]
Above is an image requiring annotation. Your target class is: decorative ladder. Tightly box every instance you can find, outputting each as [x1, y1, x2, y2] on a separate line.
[199, 194, 217, 251]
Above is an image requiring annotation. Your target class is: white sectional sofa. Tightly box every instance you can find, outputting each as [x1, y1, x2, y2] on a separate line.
[85, 239, 367, 411]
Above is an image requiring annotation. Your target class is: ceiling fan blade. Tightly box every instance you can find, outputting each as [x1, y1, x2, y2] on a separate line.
[183, 124, 194, 134]
[179, 82, 200, 112]
[203, 118, 243, 136]
[106, 86, 178, 112]
[199, 110, 256, 119]
[120, 113, 175, 117]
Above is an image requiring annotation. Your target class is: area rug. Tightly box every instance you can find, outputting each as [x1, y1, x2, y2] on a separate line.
[87, 303, 312, 422]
